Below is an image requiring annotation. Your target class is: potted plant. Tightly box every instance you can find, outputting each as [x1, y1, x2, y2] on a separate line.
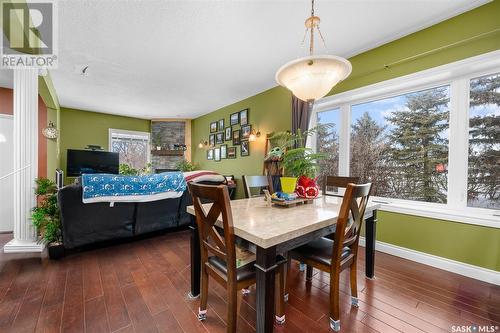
[31, 178, 64, 259]
[34, 178, 57, 207]
[271, 127, 327, 196]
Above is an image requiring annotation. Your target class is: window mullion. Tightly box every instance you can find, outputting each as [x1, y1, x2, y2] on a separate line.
[447, 78, 469, 210]
[339, 103, 350, 176]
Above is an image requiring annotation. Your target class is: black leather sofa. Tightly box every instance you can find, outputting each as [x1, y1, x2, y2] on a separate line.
[58, 181, 221, 249]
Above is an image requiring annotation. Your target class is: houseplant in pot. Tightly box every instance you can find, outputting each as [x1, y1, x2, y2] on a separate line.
[271, 127, 327, 196]
[32, 178, 64, 259]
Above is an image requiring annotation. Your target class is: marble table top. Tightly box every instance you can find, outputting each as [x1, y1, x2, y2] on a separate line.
[186, 196, 380, 249]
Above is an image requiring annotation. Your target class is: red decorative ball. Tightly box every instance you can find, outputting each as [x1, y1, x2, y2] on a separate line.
[295, 176, 319, 199]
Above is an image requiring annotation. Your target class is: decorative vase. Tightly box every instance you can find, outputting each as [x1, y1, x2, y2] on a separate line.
[295, 175, 319, 199]
[48, 242, 65, 260]
[280, 177, 298, 194]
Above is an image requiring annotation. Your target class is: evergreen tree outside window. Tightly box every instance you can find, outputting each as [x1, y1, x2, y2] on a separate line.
[316, 108, 340, 189]
[468, 73, 500, 209]
[350, 86, 450, 203]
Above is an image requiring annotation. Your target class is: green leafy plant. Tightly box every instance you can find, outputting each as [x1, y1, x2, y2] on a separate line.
[270, 126, 330, 178]
[34, 178, 57, 195]
[140, 162, 153, 175]
[119, 163, 153, 176]
[31, 178, 61, 244]
[119, 163, 139, 175]
[175, 159, 198, 172]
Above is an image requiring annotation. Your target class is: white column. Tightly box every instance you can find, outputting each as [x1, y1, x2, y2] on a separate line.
[4, 68, 44, 253]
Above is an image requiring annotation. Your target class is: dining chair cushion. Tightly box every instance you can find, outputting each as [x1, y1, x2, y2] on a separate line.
[291, 238, 351, 267]
[208, 256, 256, 281]
[208, 254, 287, 282]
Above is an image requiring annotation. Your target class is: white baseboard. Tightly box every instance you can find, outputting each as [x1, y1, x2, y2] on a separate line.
[359, 237, 500, 286]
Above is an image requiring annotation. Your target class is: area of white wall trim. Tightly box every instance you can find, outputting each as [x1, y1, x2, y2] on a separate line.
[359, 237, 500, 286]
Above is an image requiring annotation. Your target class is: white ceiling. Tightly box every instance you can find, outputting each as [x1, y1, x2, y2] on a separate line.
[0, 0, 490, 119]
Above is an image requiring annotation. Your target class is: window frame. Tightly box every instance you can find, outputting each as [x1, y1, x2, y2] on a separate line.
[311, 50, 500, 228]
[108, 128, 151, 166]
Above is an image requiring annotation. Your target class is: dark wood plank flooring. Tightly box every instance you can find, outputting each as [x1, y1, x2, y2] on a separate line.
[0, 231, 498, 332]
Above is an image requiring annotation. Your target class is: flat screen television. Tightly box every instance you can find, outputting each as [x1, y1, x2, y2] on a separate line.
[66, 149, 119, 177]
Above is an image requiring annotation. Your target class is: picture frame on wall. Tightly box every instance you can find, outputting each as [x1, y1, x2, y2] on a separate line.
[216, 132, 224, 144]
[214, 147, 221, 161]
[207, 149, 214, 160]
[227, 146, 236, 159]
[241, 141, 249, 156]
[218, 119, 224, 131]
[232, 129, 241, 145]
[225, 127, 232, 141]
[230, 112, 239, 126]
[210, 121, 217, 133]
[239, 109, 249, 125]
[220, 144, 227, 159]
[241, 124, 251, 139]
[209, 134, 215, 147]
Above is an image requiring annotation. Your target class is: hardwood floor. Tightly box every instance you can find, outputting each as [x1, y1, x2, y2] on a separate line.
[0, 231, 498, 332]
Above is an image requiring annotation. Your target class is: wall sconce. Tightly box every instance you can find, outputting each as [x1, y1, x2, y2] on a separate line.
[248, 129, 261, 142]
[42, 121, 58, 139]
[198, 139, 208, 148]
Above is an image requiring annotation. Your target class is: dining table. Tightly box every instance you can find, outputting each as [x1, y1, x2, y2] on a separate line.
[186, 195, 380, 333]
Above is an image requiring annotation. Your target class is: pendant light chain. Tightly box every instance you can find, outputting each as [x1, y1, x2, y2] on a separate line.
[317, 26, 329, 53]
[309, 0, 315, 55]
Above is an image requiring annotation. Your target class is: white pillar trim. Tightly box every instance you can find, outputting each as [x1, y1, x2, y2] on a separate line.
[4, 68, 44, 253]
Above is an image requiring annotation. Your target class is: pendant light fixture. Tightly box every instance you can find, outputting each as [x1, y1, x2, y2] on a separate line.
[275, 0, 352, 102]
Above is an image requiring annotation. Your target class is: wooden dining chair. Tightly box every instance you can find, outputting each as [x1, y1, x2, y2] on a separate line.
[287, 182, 372, 331]
[188, 183, 287, 332]
[322, 176, 360, 196]
[242, 175, 273, 198]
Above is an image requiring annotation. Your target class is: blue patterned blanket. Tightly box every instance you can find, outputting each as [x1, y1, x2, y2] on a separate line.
[82, 172, 187, 204]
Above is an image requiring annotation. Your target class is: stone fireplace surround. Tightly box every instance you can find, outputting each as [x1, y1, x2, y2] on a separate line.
[151, 121, 186, 172]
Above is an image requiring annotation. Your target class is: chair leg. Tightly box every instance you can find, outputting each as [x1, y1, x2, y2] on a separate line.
[284, 253, 291, 302]
[275, 264, 286, 325]
[227, 286, 238, 333]
[306, 265, 313, 282]
[329, 271, 341, 331]
[350, 263, 359, 308]
[198, 269, 209, 321]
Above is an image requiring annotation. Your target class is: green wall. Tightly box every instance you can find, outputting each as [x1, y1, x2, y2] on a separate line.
[59, 107, 150, 183]
[192, 87, 292, 199]
[191, 1, 500, 271]
[46, 108, 58, 180]
[376, 212, 500, 271]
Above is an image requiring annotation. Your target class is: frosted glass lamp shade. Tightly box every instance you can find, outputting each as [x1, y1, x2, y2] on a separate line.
[275, 55, 352, 101]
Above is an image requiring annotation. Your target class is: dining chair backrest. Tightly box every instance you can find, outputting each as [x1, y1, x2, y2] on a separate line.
[242, 175, 273, 198]
[322, 176, 360, 196]
[188, 183, 238, 281]
[331, 183, 372, 271]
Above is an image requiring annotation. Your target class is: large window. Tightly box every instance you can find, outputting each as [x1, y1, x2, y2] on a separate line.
[109, 129, 150, 170]
[316, 108, 340, 187]
[467, 73, 500, 209]
[350, 86, 450, 203]
[311, 51, 500, 224]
